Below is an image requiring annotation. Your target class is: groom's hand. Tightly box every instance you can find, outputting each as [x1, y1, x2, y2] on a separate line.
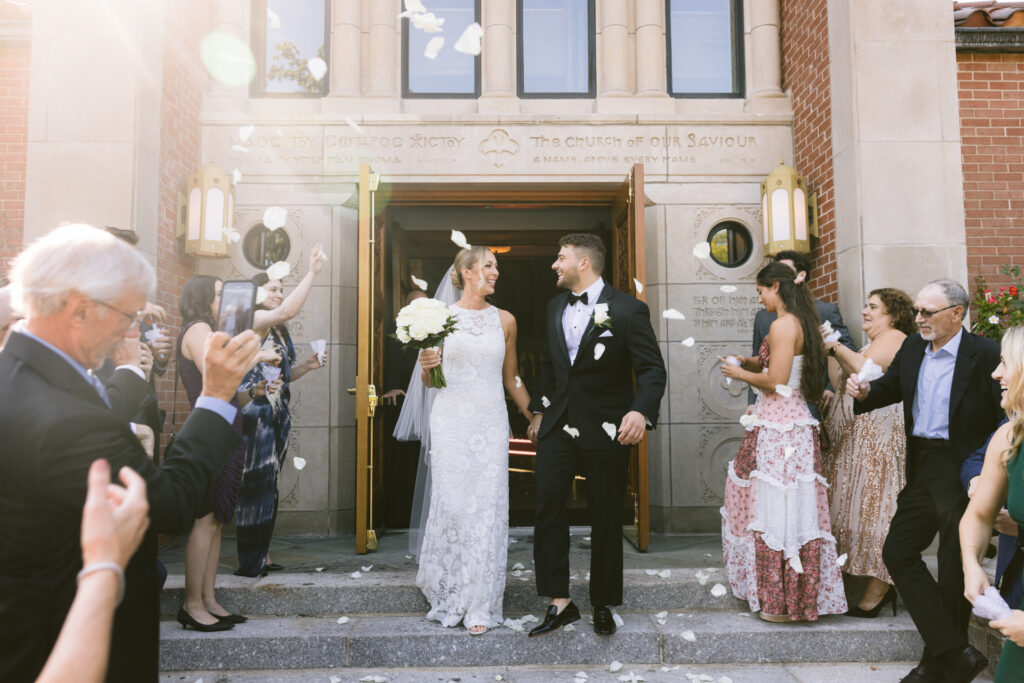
[527, 413, 543, 444]
[618, 411, 647, 446]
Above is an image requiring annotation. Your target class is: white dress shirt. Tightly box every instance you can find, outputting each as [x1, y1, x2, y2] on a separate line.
[562, 278, 605, 365]
[911, 328, 962, 439]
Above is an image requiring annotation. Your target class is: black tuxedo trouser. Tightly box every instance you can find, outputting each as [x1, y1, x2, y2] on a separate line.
[534, 417, 629, 606]
[882, 438, 970, 659]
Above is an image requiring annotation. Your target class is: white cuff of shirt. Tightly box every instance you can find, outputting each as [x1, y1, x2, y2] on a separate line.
[115, 365, 146, 380]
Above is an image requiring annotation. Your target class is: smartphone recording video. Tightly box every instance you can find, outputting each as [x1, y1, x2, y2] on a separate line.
[216, 280, 256, 337]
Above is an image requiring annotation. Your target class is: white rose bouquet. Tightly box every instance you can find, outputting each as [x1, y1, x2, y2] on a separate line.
[392, 297, 459, 388]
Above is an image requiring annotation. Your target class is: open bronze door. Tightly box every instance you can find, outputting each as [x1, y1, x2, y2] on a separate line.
[611, 163, 649, 552]
[354, 164, 386, 554]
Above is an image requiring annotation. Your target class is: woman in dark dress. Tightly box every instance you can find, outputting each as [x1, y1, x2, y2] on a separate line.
[962, 325, 1024, 681]
[235, 245, 326, 577]
[175, 275, 272, 630]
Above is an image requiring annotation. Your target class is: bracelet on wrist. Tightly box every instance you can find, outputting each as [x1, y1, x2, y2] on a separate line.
[77, 562, 126, 606]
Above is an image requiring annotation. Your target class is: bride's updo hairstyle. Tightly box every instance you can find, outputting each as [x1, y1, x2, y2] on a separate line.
[450, 245, 493, 291]
[756, 260, 826, 402]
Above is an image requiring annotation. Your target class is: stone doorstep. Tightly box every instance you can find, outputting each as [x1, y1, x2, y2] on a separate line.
[160, 568, 749, 617]
[158, 611, 925, 672]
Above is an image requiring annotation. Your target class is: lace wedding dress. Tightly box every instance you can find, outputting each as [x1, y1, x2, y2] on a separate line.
[415, 304, 510, 630]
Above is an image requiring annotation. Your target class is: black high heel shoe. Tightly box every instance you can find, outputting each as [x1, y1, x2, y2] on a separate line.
[176, 608, 235, 631]
[846, 586, 897, 618]
[215, 613, 248, 624]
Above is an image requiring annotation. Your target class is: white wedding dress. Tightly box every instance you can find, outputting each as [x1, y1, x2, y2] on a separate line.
[415, 303, 510, 630]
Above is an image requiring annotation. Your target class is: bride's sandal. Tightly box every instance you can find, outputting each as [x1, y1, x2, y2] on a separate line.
[468, 624, 488, 635]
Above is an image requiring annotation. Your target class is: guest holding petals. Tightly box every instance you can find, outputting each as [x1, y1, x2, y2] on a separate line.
[822, 288, 916, 617]
[719, 261, 847, 622]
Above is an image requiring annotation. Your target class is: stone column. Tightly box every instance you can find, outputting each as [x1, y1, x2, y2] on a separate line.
[479, 0, 516, 112]
[329, 0, 360, 96]
[598, 0, 630, 96]
[748, 0, 783, 97]
[828, 0, 967, 329]
[635, 0, 667, 96]
[365, 0, 398, 98]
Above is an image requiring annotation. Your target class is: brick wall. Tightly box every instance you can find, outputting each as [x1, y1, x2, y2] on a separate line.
[0, 18, 30, 280]
[155, 0, 204, 442]
[958, 52, 1024, 299]
[780, 0, 837, 303]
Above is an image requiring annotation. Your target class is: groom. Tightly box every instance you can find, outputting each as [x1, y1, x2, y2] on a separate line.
[526, 233, 666, 637]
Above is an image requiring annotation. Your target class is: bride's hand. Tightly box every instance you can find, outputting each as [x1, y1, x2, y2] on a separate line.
[419, 348, 441, 370]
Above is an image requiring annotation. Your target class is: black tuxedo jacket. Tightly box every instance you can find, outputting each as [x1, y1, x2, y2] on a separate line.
[854, 330, 1003, 477]
[0, 332, 239, 682]
[528, 285, 666, 449]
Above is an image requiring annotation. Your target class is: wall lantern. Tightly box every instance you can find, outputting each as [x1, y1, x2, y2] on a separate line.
[176, 163, 235, 257]
[760, 161, 819, 256]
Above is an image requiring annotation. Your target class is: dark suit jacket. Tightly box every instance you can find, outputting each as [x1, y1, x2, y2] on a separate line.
[528, 285, 666, 449]
[748, 299, 855, 405]
[854, 331, 1003, 479]
[0, 332, 238, 682]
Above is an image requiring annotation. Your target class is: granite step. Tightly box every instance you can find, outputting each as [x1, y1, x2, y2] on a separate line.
[158, 610, 924, 672]
[160, 568, 748, 617]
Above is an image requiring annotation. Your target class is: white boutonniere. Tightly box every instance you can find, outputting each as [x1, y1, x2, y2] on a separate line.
[593, 303, 612, 330]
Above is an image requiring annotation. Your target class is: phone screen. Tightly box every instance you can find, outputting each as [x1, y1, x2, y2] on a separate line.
[216, 280, 256, 337]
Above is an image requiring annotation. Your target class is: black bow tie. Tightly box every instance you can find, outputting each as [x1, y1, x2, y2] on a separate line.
[568, 292, 589, 306]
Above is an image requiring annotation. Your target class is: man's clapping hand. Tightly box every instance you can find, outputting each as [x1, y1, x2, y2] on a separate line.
[201, 331, 261, 402]
[81, 459, 149, 571]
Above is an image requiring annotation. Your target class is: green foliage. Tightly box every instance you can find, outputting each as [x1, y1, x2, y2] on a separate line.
[267, 42, 325, 94]
[972, 264, 1024, 342]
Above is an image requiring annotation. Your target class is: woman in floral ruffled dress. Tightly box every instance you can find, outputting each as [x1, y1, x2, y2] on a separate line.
[718, 261, 848, 622]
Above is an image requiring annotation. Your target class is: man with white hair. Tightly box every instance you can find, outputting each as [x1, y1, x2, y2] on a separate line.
[0, 284, 20, 348]
[0, 224, 261, 682]
[848, 279, 1003, 683]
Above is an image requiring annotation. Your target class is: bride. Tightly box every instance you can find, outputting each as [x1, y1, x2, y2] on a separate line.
[413, 245, 533, 635]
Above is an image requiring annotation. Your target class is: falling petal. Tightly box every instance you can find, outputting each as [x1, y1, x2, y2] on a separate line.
[681, 337, 695, 347]
[602, 422, 617, 440]
[784, 446, 795, 460]
[410, 275, 428, 291]
[404, 0, 427, 11]
[836, 553, 848, 567]
[612, 612, 624, 627]
[424, 35, 444, 59]
[774, 384, 793, 398]
[292, 456, 306, 470]
[345, 116, 364, 133]
[541, 396, 550, 408]
[658, 569, 671, 578]
[361, 564, 373, 572]
[585, 572, 590, 580]
[232, 168, 242, 184]
[682, 630, 696, 642]
[692, 242, 711, 259]
[222, 226, 241, 244]
[266, 8, 281, 28]
[239, 125, 255, 142]
[315, 567, 324, 572]
[563, 623, 575, 632]
[350, 571, 362, 579]
[453, 21, 484, 55]
[662, 309, 686, 320]
[789, 555, 804, 574]
[634, 278, 644, 294]
[231, 144, 250, 153]
[594, 343, 606, 360]
[410, 11, 445, 32]
[266, 261, 291, 281]
[263, 206, 287, 230]
[514, 376, 522, 388]
[336, 616, 350, 624]
[451, 229, 471, 249]
[307, 57, 327, 81]
[562, 424, 580, 439]
[609, 661, 624, 673]
[583, 536, 591, 541]
[655, 611, 668, 619]
[710, 583, 727, 597]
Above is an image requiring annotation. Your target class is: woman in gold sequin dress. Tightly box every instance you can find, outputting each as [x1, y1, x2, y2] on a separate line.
[823, 288, 916, 617]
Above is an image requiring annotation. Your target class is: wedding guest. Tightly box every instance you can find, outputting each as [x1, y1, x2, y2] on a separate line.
[748, 250, 854, 418]
[35, 459, 149, 683]
[848, 279, 1002, 683]
[175, 275, 266, 631]
[961, 326, 1024, 683]
[822, 288, 916, 617]
[235, 246, 326, 577]
[720, 261, 847, 623]
[0, 224, 260, 682]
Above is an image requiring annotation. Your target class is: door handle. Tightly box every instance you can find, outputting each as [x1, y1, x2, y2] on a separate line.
[347, 384, 378, 417]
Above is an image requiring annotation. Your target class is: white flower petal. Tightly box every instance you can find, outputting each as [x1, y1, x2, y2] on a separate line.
[657, 618, 667, 625]
[266, 8, 281, 28]
[222, 226, 241, 244]
[231, 144, 249, 153]
[645, 569, 659, 576]
[292, 456, 306, 470]
[710, 583, 727, 597]
[680, 337, 695, 347]
[562, 424, 580, 439]
[720, 285, 737, 293]
[404, 0, 427, 11]
[562, 623, 575, 632]
[410, 274, 428, 291]
[350, 571, 362, 579]
[239, 124, 254, 142]
[662, 308, 686, 320]
[521, 614, 539, 623]
[361, 564, 373, 572]
[594, 342, 606, 360]
[345, 116, 364, 133]
[336, 616, 350, 624]
[633, 278, 644, 294]
[232, 168, 242, 184]
[315, 567, 324, 572]
[783, 446, 795, 460]
[453, 22, 484, 55]
[612, 612, 624, 627]
[496, 677, 503, 682]
[575, 674, 588, 681]
[739, 414, 758, 428]
[682, 629, 696, 642]
[774, 384, 793, 398]
[609, 661, 624, 673]
[692, 242, 712, 259]
[424, 35, 444, 59]
[990, 315, 1001, 324]
[658, 569, 671, 578]
[541, 396, 550, 408]
[789, 555, 804, 574]
[655, 611, 668, 619]
[307, 57, 327, 81]
[331, 677, 342, 683]
[836, 553, 848, 567]
[450, 229, 471, 250]
[618, 674, 645, 683]
[263, 206, 287, 230]
[514, 375, 522, 388]
[512, 562, 525, 570]
[266, 260, 292, 281]
[410, 11, 445, 32]
[602, 422, 617, 440]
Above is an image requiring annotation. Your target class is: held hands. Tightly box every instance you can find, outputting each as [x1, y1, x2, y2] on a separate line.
[81, 459, 149, 571]
[618, 411, 647, 446]
[846, 375, 870, 400]
[990, 610, 1024, 647]
[201, 330, 261, 402]
[527, 413, 543, 445]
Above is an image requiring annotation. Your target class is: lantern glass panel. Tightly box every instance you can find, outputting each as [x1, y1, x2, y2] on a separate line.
[770, 187, 791, 244]
[793, 187, 807, 240]
[187, 187, 202, 241]
[204, 187, 226, 241]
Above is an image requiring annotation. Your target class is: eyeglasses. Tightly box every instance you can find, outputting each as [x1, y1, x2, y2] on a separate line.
[911, 304, 959, 319]
[94, 300, 145, 329]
